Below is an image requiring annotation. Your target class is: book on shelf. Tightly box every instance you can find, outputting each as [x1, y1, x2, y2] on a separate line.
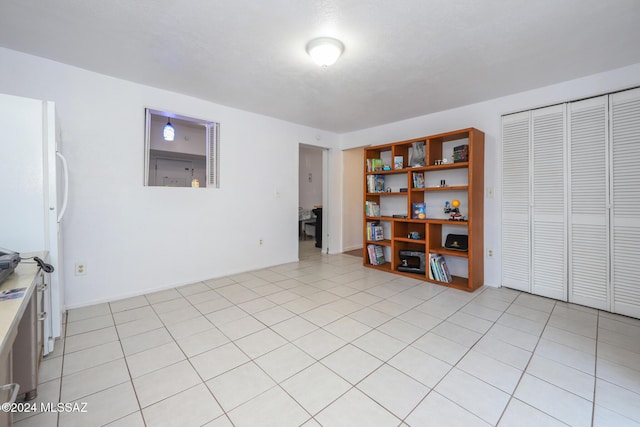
[366, 222, 384, 241]
[441, 256, 452, 282]
[367, 244, 386, 265]
[412, 172, 425, 188]
[429, 254, 440, 281]
[365, 201, 381, 217]
[367, 175, 385, 193]
[393, 156, 404, 170]
[366, 158, 383, 172]
[373, 225, 384, 241]
[412, 202, 427, 219]
[429, 253, 452, 283]
[453, 144, 469, 163]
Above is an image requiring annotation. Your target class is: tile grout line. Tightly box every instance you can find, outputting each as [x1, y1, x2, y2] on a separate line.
[109, 297, 147, 427]
[491, 297, 558, 426]
[153, 280, 239, 426]
[54, 311, 67, 427]
[590, 310, 600, 427]
[399, 286, 503, 425]
[211, 264, 426, 424]
[55, 257, 640, 427]
[401, 290, 574, 426]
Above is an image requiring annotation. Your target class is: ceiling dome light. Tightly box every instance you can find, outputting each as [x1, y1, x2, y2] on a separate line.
[306, 37, 344, 67]
[163, 118, 175, 141]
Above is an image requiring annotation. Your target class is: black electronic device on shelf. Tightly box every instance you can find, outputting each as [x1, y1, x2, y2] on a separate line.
[0, 248, 21, 285]
[397, 250, 426, 274]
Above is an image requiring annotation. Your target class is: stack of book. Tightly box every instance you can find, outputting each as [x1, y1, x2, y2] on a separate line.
[429, 254, 452, 283]
[366, 222, 384, 241]
[367, 244, 386, 265]
[366, 158, 383, 172]
[453, 144, 469, 163]
[365, 201, 381, 217]
[366, 175, 385, 193]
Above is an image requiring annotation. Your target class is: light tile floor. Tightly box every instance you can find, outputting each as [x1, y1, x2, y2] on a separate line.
[13, 240, 640, 426]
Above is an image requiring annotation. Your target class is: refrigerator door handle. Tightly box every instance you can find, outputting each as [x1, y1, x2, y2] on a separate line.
[56, 151, 69, 222]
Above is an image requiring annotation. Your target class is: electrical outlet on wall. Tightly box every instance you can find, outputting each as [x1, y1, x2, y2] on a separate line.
[75, 262, 87, 276]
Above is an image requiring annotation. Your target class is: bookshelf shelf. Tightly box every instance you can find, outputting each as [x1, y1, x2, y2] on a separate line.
[411, 186, 468, 192]
[366, 192, 406, 196]
[430, 247, 469, 258]
[372, 262, 393, 272]
[426, 275, 468, 290]
[365, 239, 392, 246]
[427, 186, 468, 192]
[365, 169, 410, 176]
[426, 219, 468, 225]
[395, 237, 426, 244]
[363, 128, 484, 292]
[426, 162, 469, 171]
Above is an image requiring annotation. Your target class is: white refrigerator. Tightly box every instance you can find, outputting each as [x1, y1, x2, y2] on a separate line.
[0, 93, 68, 355]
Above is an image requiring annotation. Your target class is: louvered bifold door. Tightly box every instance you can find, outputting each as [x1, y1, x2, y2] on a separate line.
[610, 88, 640, 318]
[568, 96, 610, 310]
[531, 105, 567, 301]
[502, 112, 531, 292]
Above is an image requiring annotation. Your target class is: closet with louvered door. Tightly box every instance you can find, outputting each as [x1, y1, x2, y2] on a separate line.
[610, 88, 640, 318]
[531, 105, 567, 301]
[502, 87, 640, 317]
[501, 112, 531, 292]
[568, 96, 610, 310]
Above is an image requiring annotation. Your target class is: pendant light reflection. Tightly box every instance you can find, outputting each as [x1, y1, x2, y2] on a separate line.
[163, 118, 175, 141]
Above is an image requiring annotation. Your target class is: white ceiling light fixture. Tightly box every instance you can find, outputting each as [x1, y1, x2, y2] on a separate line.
[306, 37, 344, 67]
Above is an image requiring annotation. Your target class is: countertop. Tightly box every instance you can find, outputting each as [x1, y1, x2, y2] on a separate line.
[0, 252, 44, 358]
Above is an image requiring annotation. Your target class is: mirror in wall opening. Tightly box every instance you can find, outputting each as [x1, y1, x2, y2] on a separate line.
[144, 109, 220, 188]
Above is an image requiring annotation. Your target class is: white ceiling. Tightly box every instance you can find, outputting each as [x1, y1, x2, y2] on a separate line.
[1, 0, 639, 132]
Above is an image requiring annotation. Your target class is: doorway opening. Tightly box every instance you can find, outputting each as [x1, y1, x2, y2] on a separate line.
[299, 144, 328, 258]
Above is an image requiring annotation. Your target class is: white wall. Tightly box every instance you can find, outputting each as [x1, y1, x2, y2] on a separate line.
[0, 47, 339, 308]
[298, 145, 323, 210]
[3, 45, 639, 305]
[340, 63, 640, 287]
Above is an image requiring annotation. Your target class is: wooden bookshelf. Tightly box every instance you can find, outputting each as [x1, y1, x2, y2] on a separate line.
[363, 128, 484, 291]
